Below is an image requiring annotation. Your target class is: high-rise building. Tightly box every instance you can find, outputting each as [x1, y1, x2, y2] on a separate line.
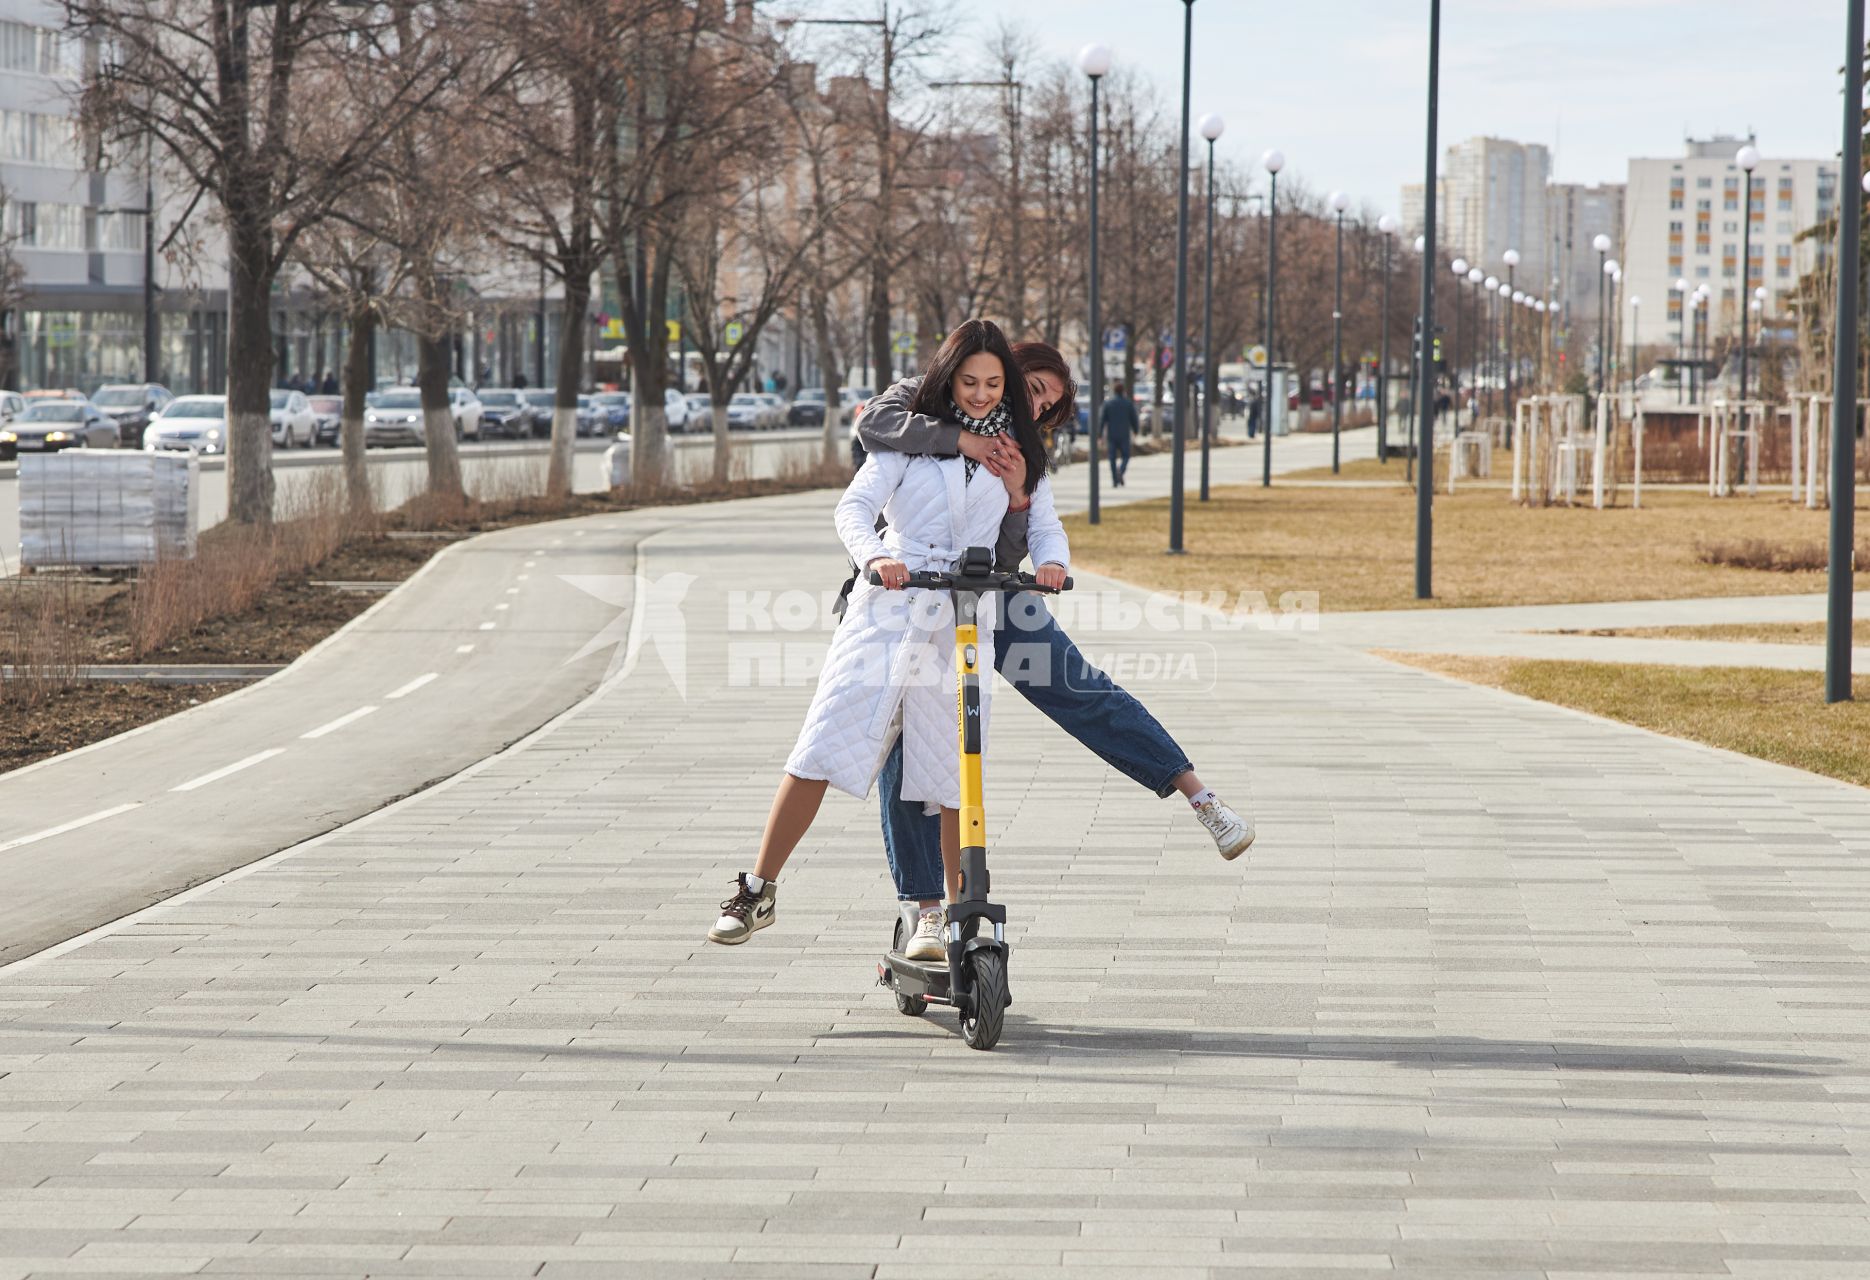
[0, 3, 238, 392]
[1624, 135, 1837, 356]
[1402, 136, 1550, 288]
[1546, 181, 1626, 370]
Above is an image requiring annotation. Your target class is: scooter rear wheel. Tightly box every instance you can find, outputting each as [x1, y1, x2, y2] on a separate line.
[961, 950, 1007, 1050]
[890, 920, 927, 1018]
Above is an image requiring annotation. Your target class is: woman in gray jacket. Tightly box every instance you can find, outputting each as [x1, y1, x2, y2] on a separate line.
[856, 341, 1254, 963]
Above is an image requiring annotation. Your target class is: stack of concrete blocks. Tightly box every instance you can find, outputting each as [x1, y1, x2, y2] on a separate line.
[19, 449, 199, 569]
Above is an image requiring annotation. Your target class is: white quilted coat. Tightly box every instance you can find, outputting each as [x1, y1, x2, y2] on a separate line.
[785, 451, 1070, 810]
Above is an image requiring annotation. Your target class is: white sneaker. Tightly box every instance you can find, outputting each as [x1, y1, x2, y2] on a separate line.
[903, 909, 946, 962]
[1194, 798, 1255, 860]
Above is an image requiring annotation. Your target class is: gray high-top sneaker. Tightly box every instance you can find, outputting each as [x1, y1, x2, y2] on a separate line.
[707, 873, 777, 944]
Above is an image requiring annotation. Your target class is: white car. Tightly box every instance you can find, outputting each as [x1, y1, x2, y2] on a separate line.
[756, 393, 787, 430]
[364, 388, 425, 448]
[662, 387, 692, 433]
[450, 387, 483, 440]
[144, 395, 230, 454]
[270, 389, 316, 448]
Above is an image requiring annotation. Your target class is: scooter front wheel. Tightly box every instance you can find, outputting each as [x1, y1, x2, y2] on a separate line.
[961, 950, 1007, 1050]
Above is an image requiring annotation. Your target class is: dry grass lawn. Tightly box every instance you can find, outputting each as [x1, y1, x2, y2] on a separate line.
[1063, 484, 1862, 612]
[1378, 652, 1870, 789]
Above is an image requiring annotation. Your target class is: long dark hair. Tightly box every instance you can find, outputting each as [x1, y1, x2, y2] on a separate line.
[910, 318, 1046, 495]
[1012, 340, 1078, 440]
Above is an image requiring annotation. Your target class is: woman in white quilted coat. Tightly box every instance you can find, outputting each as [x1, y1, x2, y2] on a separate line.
[707, 320, 1069, 946]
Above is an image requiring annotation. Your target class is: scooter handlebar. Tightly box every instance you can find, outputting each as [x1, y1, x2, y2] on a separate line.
[865, 566, 1072, 593]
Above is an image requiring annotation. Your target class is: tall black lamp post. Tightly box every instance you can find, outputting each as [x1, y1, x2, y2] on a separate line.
[1674, 276, 1691, 403]
[1826, 6, 1863, 704]
[1078, 42, 1111, 525]
[1415, 0, 1441, 600]
[1327, 190, 1349, 473]
[1592, 232, 1611, 395]
[1484, 274, 1499, 418]
[1167, 0, 1195, 554]
[1736, 143, 1760, 471]
[1376, 213, 1401, 462]
[1502, 248, 1519, 420]
[1199, 112, 1225, 501]
[1260, 147, 1284, 488]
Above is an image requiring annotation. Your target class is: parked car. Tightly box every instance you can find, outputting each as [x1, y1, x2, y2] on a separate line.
[144, 395, 229, 454]
[682, 394, 712, 429]
[450, 386, 483, 440]
[755, 393, 788, 429]
[789, 387, 827, 426]
[476, 388, 530, 439]
[363, 388, 425, 448]
[842, 387, 876, 425]
[270, 389, 317, 448]
[1, 398, 118, 453]
[0, 391, 22, 459]
[590, 391, 632, 432]
[91, 383, 173, 449]
[726, 393, 766, 430]
[307, 395, 344, 447]
[575, 395, 603, 437]
[519, 389, 557, 438]
[658, 385, 688, 434]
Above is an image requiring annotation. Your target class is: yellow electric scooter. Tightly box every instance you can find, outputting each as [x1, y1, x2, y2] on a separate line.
[870, 545, 1071, 1050]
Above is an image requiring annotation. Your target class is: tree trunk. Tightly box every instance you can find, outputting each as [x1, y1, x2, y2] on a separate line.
[812, 300, 843, 471]
[341, 304, 374, 514]
[225, 222, 276, 525]
[417, 328, 463, 500]
[548, 275, 589, 498]
[712, 400, 731, 484]
[868, 262, 892, 396]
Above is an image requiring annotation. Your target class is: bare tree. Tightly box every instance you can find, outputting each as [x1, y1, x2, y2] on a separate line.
[70, 0, 460, 524]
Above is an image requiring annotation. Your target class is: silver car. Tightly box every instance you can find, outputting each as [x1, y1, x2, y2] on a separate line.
[3, 399, 119, 452]
[270, 389, 317, 448]
[144, 395, 229, 454]
[363, 389, 425, 448]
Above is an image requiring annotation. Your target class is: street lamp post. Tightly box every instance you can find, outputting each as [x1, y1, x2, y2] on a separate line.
[1484, 274, 1499, 419]
[1826, 9, 1864, 704]
[1079, 43, 1110, 525]
[1607, 263, 1621, 393]
[1629, 295, 1640, 402]
[1498, 282, 1512, 422]
[1451, 258, 1469, 429]
[1503, 249, 1519, 421]
[1328, 190, 1349, 473]
[1167, 0, 1194, 554]
[1200, 113, 1225, 500]
[1736, 144, 1761, 481]
[1260, 148, 1284, 488]
[1466, 266, 1483, 427]
[1377, 213, 1401, 463]
[1592, 232, 1612, 394]
[1415, 0, 1441, 600]
[1683, 276, 1697, 404]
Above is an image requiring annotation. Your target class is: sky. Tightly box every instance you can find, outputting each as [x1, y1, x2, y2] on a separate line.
[948, 0, 1849, 212]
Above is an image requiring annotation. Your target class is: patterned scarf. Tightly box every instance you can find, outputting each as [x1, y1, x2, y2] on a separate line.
[950, 398, 1011, 485]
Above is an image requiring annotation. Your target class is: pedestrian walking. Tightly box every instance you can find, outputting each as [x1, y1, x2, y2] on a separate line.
[1102, 380, 1136, 487]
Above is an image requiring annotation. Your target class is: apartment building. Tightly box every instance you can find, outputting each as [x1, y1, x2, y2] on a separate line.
[1402, 136, 1551, 289]
[1623, 134, 1837, 347]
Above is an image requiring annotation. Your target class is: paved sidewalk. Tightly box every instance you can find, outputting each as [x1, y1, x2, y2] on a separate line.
[1318, 591, 1870, 672]
[4, 480, 1869, 1278]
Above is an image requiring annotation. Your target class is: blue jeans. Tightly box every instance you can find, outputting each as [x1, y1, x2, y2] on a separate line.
[879, 594, 1194, 902]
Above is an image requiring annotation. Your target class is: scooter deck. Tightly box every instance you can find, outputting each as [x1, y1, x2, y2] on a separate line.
[881, 950, 951, 1005]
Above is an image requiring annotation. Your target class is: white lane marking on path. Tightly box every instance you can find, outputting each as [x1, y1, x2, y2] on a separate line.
[524, 561, 536, 568]
[0, 803, 142, 855]
[385, 673, 439, 700]
[172, 749, 285, 793]
[301, 706, 379, 740]
[479, 622, 495, 631]
[495, 603, 510, 612]
[456, 644, 476, 654]
[505, 587, 518, 595]
[517, 574, 529, 581]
